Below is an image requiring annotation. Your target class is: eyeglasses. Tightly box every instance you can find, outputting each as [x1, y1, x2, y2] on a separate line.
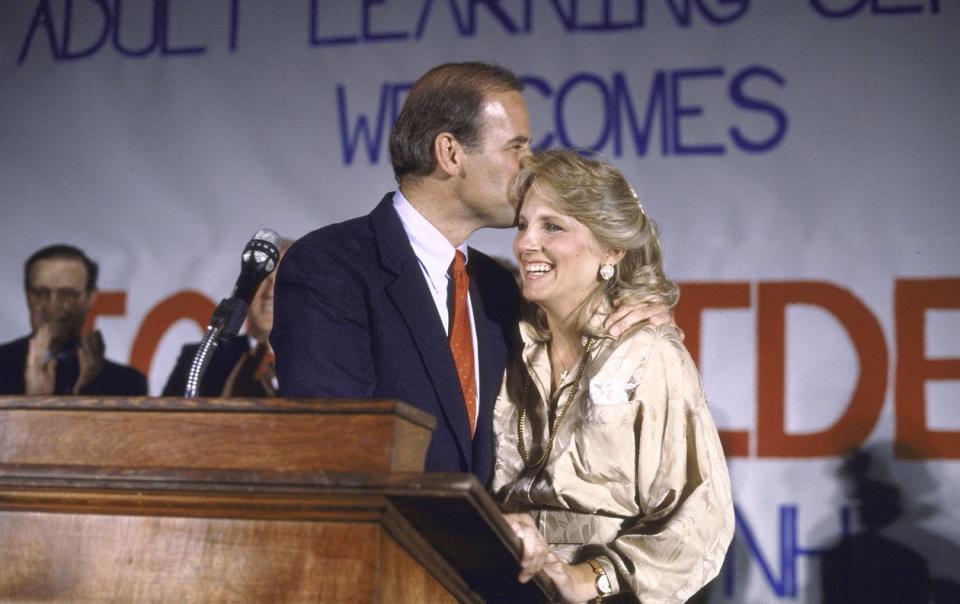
[27, 287, 86, 304]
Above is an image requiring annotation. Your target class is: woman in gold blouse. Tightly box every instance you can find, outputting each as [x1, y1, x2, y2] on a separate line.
[493, 150, 734, 603]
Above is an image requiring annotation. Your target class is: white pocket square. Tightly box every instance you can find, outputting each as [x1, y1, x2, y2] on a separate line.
[589, 379, 632, 406]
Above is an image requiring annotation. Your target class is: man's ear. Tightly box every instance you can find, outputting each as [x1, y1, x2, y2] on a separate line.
[84, 288, 99, 309]
[78, 289, 99, 335]
[433, 132, 464, 177]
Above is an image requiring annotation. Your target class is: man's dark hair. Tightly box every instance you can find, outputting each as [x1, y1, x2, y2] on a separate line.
[24, 244, 99, 292]
[389, 62, 522, 182]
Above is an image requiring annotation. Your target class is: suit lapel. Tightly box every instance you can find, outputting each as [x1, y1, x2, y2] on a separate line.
[370, 198, 473, 463]
[467, 252, 510, 481]
[469, 264, 507, 413]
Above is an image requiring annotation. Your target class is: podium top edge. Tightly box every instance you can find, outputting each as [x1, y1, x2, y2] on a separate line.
[0, 397, 436, 429]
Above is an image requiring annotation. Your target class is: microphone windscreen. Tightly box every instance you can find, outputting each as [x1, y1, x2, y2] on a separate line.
[243, 228, 281, 272]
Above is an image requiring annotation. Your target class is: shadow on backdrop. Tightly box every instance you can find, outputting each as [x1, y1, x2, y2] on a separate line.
[819, 442, 960, 604]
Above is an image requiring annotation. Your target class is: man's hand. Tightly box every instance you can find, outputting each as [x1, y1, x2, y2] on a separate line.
[73, 330, 105, 394]
[504, 512, 551, 583]
[605, 301, 678, 338]
[24, 324, 56, 395]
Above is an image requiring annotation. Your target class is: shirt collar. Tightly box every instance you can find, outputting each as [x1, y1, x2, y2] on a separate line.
[51, 337, 80, 361]
[393, 191, 468, 283]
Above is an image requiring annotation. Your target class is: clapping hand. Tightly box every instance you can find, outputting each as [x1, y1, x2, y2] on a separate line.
[73, 330, 105, 394]
[24, 324, 56, 395]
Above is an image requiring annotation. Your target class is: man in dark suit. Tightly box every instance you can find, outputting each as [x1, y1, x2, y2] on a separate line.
[272, 63, 529, 484]
[0, 244, 146, 396]
[162, 239, 291, 397]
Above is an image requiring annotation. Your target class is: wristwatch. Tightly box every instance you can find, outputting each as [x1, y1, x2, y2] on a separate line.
[586, 558, 613, 600]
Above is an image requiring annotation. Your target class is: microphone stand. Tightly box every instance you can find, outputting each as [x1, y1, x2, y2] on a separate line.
[184, 298, 249, 397]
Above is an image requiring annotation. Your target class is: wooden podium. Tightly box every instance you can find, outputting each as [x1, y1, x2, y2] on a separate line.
[0, 397, 554, 603]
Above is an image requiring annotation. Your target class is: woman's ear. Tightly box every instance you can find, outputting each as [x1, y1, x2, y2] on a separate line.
[433, 132, 464, 177]
[607, 248, 626, 265]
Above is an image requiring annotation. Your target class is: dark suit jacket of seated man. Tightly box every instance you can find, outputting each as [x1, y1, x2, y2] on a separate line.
[0, 335, 146, 396]
[270, 194, 520, 485]
[161, 335, 255, 397]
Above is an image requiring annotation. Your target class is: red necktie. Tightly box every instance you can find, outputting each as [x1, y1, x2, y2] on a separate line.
[253, 346, 275, 382]
[449, 251, 477, 438]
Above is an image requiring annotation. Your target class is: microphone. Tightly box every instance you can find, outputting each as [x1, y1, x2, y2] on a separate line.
[184, 228, 281, 397]
[218, 228, 282, 336]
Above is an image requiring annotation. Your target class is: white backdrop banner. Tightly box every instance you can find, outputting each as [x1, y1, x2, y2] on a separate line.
[1, 2, 958, 601]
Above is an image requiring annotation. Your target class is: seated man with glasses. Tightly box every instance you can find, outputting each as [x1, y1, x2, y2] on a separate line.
[0, 244, 147, 396]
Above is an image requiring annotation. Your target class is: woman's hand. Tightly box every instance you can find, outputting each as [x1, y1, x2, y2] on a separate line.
[503, 513, 610, 602]
[503, 513, 551, 583]
[541, 556, 606, 604]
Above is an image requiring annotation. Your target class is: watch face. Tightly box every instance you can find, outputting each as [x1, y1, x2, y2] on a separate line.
[597, 574, 613, 594]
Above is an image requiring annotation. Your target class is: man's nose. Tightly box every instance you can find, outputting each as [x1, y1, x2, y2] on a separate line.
[51, 293, 79, 309]
[261, 275, 276, 296]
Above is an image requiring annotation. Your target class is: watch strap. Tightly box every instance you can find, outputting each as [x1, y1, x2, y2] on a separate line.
[586, 558, 612, 600]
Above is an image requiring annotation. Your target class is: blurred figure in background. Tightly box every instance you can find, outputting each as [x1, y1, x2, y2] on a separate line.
[162, 238, 292, 397]
[0, 244, 147, 396]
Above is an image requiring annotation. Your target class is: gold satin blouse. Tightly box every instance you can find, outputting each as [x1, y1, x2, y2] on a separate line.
[491, 319, 734, 603]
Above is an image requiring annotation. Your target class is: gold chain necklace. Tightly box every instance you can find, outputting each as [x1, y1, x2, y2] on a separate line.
[517, 337, 595, 469]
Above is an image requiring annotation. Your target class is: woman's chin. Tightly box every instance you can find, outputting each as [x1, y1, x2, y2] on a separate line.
[521, 284, 543, 302]
[522, 287, 558, 310]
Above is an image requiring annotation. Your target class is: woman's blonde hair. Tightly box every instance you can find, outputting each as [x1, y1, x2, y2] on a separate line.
[511, 149, 679, 339]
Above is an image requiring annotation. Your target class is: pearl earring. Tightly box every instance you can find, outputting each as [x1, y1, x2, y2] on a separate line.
[599, 263, 615, 280]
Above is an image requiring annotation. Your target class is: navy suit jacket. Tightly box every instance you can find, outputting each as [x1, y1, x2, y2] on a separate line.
[270, 195, 520, 485]
[0, 335, 147, 396]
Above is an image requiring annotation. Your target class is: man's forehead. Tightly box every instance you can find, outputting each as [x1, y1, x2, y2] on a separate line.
[479, 90, 530, 138]
[29, 257, 88, 287]
[482, 89, 527, 118]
